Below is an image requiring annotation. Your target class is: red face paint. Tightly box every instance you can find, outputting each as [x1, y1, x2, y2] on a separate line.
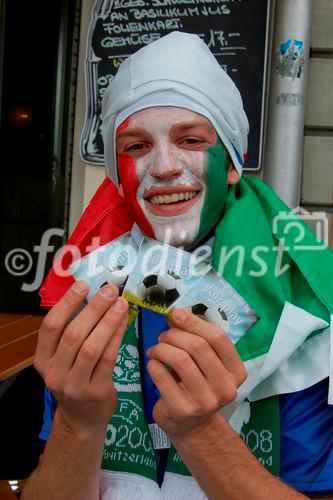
[116, 118, 155, 238]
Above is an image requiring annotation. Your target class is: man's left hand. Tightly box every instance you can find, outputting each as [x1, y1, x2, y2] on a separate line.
[146, 308, 247, 438]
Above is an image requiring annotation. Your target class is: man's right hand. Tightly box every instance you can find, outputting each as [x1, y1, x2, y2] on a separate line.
[34, 281, 129, 433]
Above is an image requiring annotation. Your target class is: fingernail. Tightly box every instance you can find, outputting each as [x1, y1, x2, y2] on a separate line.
[172, 308, 188, 323]
[73, 281, 87, 294]
[111, 298, 127, 311]
[100, 286, 116, 300]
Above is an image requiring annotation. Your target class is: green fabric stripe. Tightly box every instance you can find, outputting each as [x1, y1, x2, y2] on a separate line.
[245, 176, 333, 315]
[241, 397, 280, 477]
[212, 176, 333, 361]
[101, 322, 157, 481]
[166, 447, 191, 476]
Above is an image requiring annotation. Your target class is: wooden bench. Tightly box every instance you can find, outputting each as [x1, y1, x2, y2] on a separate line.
[0, 314, 44, 382]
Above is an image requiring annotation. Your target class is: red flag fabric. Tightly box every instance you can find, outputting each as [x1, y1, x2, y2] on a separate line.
[39, 178, 134, 307]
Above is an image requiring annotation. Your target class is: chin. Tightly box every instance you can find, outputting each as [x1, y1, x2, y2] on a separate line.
[146, 216, 201, 248]
[137, 186, 207, 247]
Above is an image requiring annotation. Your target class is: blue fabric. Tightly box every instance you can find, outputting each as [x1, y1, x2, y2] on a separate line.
[39, 387, 57, 441]
[139, 310, 170, 486]
[139, 309, 169, 423]
[39, 311, 333, 493]
[280, 378, 333, 493]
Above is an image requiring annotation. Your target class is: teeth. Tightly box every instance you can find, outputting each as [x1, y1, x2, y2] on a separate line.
[150, 191, 197, 205]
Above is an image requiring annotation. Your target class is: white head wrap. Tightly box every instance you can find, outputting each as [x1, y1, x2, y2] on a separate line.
[101, 31, 249, 185]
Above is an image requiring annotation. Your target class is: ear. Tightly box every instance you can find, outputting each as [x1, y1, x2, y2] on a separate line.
[227, 159, 240, 185]
[118, 184, 125, 197]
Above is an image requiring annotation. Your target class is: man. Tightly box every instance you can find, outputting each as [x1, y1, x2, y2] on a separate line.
[22, 32, 333, 499]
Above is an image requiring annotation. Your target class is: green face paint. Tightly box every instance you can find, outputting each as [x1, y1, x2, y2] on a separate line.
[195, 137, 229, 243]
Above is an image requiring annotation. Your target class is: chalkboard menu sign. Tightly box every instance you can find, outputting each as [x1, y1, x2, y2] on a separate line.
[81, 0, 270, 170]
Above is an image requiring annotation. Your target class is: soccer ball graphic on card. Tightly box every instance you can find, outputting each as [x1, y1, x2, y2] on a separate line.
[189, 303, 228, 331]
[100, 264, 128, 294]
[137, 271, 183, 307]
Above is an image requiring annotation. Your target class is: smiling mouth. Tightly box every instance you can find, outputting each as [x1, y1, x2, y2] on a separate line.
[143, 187, 202, 216]
[149, 191, 197, 205]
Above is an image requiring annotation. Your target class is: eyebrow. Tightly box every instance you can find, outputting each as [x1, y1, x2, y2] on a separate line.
[171, 120, 214, 132]
[116, 127, 151, 139]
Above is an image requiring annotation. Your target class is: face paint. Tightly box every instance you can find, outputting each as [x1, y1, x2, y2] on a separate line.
[195, 137, 228, 243]
[116, 107, 228, 247]
[117, 118, 155, 238]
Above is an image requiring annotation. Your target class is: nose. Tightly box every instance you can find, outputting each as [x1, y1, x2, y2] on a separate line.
[149, 141, 183, 180]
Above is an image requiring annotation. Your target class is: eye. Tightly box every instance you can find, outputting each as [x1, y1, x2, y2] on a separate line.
[181, 138, 202, 144]
[125, 142, 149, 152]
[177, 136, 206, 149]
[118, 141, 152, 156]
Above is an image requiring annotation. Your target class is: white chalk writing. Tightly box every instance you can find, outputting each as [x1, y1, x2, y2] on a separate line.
[101, 33, 162, 48]
[113, 0, 146, 8]
[102, 19, 182, 34]
[151, 0, 239, 6]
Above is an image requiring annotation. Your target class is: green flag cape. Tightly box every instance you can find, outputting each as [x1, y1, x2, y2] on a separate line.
[41, 176, 333, 499]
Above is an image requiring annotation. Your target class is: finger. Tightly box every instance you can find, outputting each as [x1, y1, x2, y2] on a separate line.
[49, 285, 119, 378]
[158, 329, 238, 399]
[147, 359, 186, 410]
[91, 307, 129, 388]
[147, 342, 209, 396]
[35, 281, 89, 373]
[70, 298, 129, 387]
[170, 308, 247, 386]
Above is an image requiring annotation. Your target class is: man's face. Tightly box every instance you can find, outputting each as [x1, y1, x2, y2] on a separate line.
[116, 107, 230, 247]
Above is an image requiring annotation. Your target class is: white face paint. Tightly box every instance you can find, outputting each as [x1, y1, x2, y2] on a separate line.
[116, 107, 217, 247]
